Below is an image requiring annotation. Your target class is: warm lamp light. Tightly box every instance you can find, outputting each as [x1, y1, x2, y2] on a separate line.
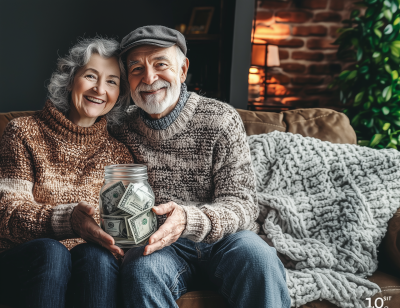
[249, 73, 261, 85]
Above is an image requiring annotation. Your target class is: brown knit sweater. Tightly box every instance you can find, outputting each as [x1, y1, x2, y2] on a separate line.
[0, 101, 133, 252]
[111, 93, 259, 243]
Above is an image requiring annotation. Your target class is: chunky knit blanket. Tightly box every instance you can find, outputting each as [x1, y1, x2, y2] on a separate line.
[248, 131, 400, 308]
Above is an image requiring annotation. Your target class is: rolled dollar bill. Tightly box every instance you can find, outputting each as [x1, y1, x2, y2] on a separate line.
[117, 183, 155, 217]
[101, 215, 131, 241]
[100, 181, 126, 215]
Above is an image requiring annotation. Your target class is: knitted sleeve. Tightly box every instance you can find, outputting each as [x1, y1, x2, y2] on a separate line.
[0, 120, 76, 244]
[180, 108, 259, 243]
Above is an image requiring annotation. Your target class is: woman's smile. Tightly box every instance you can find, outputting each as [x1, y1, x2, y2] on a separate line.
[84, 96, 106, 104]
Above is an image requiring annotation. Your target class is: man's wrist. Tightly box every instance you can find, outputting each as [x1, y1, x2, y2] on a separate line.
[180, 204, 212, 242]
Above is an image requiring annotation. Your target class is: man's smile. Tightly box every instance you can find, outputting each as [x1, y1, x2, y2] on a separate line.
[140, 87, 167, 96]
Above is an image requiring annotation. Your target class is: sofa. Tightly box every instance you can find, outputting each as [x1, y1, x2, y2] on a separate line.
[1, 107, 400, 308]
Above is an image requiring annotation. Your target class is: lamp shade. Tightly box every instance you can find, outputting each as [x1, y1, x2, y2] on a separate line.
[267, 45, 280, 67]
[251, 40, 280, 67]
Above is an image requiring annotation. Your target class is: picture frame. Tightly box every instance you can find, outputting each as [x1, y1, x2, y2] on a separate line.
[186, 7, 215, 35]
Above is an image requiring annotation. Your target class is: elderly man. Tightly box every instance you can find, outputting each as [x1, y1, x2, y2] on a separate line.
[112, 26, 290, 308]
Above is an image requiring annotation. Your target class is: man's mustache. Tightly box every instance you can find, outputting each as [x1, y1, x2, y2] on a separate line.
[136, 80, 171, 93]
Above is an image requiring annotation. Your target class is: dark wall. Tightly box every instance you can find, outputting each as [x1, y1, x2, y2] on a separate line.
[0, 0, 225, 112]
[229, 0, 255, 109]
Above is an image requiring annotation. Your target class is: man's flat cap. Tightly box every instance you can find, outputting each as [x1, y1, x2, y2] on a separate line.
[120, 25, 187, 56]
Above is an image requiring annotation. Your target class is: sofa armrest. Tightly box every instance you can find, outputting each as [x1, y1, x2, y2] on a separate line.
[382, 209, 400, 273]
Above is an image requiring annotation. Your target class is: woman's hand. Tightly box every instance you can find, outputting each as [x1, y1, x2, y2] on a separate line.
[71, 201, 124, 256]
[144, 201, 186, 255]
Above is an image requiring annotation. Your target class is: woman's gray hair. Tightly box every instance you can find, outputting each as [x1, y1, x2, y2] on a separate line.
[47, 37, 130, 126]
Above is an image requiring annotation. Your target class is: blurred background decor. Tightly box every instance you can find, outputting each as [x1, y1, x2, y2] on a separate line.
[186, 7, 215, 34]
[0, 0, 255, 112]
[331, 0, 400, 150]
[247, 0, 362, 112]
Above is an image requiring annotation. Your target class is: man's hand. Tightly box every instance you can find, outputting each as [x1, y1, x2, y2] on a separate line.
[144, 201, 186, 255]
[71, 201, 124, 256]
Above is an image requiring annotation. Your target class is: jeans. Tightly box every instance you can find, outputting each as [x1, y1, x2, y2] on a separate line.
[0, 238, 119, 308]
[121, 230, 291, 308]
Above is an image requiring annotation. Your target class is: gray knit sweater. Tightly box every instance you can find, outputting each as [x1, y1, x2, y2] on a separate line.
[111, 93, 259, 243]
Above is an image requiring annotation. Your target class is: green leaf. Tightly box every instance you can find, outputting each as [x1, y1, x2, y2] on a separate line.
[394, 16, 400, 25]
[392, 70, 399, 80]
[355, 91, 364, 103]
[384, 0, 392, 7]
[391, 138, 398, 145]
[374, 28, 382, 38]
[339, 70, 350, 79]
[387, 86, 392, 101]
[392, 2, 398, 13]
[360, 66, 369, 73]
[359, 140, 370, 146]
[351, 9, 360, 18]
[390, 46, 400, 57]
[369, 134, 384, 147]
[377, 12, 385, 21]
[383, 43, 390, 53]
[357, 48, 363, 61]
[385, 64, 392, 74]
[374, 20, 385, 28]
[383, 85, 392, 101]
[383, 123, 391, 130]
[392, 41, 400, 48]
[364, 102, 371, 109]
[373, 51, 381, 58]
[384, 9, 393, 21]
[347, 70, 357, 80]
[351, 114, 361, 126]
[384, 24, 394, 35]
[366, 7, 374, 18]
[366, 118, 374, 128]
[382, 106, 391, 115]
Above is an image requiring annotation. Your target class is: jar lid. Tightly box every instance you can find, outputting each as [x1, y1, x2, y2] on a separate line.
[105, 164, 148, 181]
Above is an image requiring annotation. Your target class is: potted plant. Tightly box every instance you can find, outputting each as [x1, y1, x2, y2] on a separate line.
[331, 0, 400, 149]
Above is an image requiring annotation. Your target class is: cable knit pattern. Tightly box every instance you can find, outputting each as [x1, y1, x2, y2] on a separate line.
[111, 92, 259, 243]
[248, 131, 400, 308]
[0, 101, 134, 252]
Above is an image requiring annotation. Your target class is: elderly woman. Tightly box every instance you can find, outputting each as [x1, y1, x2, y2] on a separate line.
[0, 38, 133, 308]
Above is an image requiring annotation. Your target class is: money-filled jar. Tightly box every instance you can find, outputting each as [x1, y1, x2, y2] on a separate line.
[99, 164, 157, 249]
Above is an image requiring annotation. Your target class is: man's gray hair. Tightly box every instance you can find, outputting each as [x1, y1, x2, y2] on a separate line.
[47, 37, 130, 126]
[175, 45, 187, 70]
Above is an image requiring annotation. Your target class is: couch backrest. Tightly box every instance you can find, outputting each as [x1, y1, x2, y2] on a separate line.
[237, 107, 356, 144]
[0, 108, 357, 144]
[0, 111, 36, 139]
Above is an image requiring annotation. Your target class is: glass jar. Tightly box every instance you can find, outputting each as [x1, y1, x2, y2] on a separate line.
[99, 164, 157, 248]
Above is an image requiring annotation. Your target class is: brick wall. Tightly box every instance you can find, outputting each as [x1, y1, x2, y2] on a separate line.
[249, 0, 359, 111]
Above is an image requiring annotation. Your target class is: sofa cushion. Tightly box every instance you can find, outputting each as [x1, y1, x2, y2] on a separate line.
[237, 108, 357, 144]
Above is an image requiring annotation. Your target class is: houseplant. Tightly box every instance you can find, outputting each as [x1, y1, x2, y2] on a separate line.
[332, 0, 400, 149]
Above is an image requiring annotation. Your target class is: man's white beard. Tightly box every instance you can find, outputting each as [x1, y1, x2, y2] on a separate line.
[131, 79, 181, 115]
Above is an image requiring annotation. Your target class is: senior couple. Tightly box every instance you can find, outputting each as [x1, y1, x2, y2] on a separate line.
[0, 26, 290, 308]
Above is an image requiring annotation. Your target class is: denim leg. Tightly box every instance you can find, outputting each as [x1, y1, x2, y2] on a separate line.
[68, 243, 119, 308]
[0, 238, 71, 308]
[120, 243, 194, 308]
[206, 230, 291, 308]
